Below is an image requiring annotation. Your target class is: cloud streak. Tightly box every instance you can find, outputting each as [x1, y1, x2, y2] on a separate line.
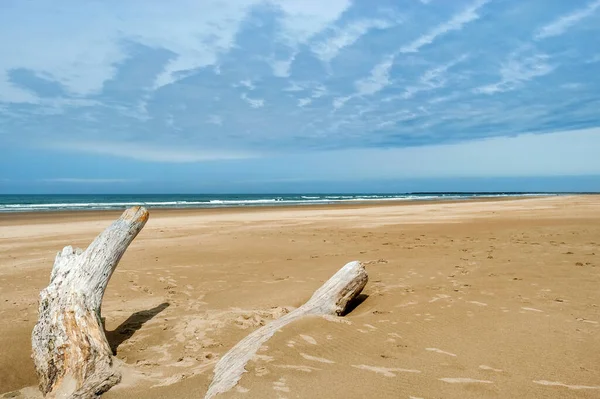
[41, 178, 137, 184]
[312, 18, 396, 63]
[400, 0, 488, 53]
[0, 0, 599, 174]
[46, 141, 259, 163]
[535, 0, 600, 40]
[474, 50, 554, 94]
[355, 55, 395, 96]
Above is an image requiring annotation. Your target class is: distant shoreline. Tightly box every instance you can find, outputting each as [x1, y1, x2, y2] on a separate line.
[0, 192, 573, 214]
[0, 194, 582, 223]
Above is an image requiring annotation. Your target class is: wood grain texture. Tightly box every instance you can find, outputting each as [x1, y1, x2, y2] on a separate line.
[31, 207, 149, 398]
[205, 260, 368, 398]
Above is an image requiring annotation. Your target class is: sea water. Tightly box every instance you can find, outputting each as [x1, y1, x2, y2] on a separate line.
[0, 193, 557, 213]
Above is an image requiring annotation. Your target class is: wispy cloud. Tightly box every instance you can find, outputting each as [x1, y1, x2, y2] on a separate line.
[534, 0, 600, 40]
[46, 141, 259, 163]
[392, 54, 469, 100]
[283, 81, 305, 92]
[238, 79, 256, 90]
[298, 98, 312, 107]
[355, 55, 395, 96]
[587, 54, 600, 63]
[272, 0, 351, 46]
[312, 18, 396, 63]
[400, 0, 488, 53]
[268, 1, 351, 76]
[41, 178, 136, 184]
[332, 95, 352, 110]
[270, 53, 297, 78]
[1, 0, 600, 173]
[311, 84, 328, 98]
[241, 92, 265, 108]
[474, 49, 554, 94]
[561, 83, 583, 90]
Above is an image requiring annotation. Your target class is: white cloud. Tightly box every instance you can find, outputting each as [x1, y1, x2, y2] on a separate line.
[535, 0, 600, 40]
[311, 18, 395, 63]
[400, 0, 488, 53]
[428, 92, 461, 104]
[271, 0, 351, 46]
[46, 141, 259, 162]
[241, 93, 265, 108]
[283, 81, 305, 92]
[332, 95, 352, 109]
[298, 98, 312, 107]
[268, 0, 351, 76]
[399, 54, 468, 99]
[311, 85, 328, 98]
[41, 178, 136, 184]
[270, 53, 297, 78]
[474, 50, 554, 94]
[0, 0, 351, 102]
[238, 79, 256, 90]
[0, 1, 264, 100]
[355, 55, 395, 96]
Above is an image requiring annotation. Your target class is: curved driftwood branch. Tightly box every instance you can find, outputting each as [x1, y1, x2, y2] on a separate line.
[32, 206, 149, 398]
[205, 261, 368, 398]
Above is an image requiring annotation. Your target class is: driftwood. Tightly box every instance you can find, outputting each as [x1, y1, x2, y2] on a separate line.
[205, 261, 368, 398]
[31, 206, 149, 398]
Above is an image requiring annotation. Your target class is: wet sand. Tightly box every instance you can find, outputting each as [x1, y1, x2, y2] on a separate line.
[1, 195, 599, 398]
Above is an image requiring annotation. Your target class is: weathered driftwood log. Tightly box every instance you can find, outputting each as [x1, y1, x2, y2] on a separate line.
[205, 261, 368, 398]
[31, 206, 149, 398]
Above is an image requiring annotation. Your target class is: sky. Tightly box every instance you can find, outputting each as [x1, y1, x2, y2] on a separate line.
[0, 0, 599, 193]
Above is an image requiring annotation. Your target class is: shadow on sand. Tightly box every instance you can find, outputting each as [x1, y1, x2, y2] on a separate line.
[105, 302, 170, 354]
[341, 293, 369, 316]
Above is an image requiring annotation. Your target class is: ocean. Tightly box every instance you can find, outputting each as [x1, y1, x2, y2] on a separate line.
[0, 193, 558, 213]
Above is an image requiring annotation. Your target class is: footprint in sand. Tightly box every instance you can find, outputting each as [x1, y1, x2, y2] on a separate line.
[273, 377, 290, 393]
[236, 386, 250, 393]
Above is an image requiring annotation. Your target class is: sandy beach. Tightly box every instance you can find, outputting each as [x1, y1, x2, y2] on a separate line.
[1, 195, 599, 398]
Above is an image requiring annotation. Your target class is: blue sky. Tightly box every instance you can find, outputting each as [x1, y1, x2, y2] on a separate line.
[1, 0, 599, 193]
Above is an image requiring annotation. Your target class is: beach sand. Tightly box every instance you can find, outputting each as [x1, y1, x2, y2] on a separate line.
[1, 196, 599, 398]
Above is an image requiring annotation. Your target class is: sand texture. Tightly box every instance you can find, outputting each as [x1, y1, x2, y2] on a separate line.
[1, 196, 599, 398]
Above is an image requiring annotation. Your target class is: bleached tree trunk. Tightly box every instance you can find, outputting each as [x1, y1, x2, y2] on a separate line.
[31, 206, 149, 398]
[205, 261, 368, 399]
